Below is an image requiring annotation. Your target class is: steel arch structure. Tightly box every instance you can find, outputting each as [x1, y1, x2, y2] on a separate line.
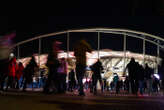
[12, 28, 164, 72]
[13, 28, 164, 48]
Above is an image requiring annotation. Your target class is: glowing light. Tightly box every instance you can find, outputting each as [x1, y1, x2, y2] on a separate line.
[10, 53, 14, 57]
[18, 50, 161, 70]
[86, 78, 90, 82]
[82, 78, 86, 84]
[154, 74, 160, 79]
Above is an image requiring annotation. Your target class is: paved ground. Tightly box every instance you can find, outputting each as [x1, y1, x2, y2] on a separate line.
[0, 90, 164, 110]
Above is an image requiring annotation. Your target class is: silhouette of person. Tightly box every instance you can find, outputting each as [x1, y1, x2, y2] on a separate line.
[15, 62, 24, 89]
[57, 57, 68, 93]
[126, 58, 138, 94]
[0, 33, 15, 91]
[145, 63, 153, 94]
[124, 76, 130, 93]
[6, 57, 18, 91]
[23, 56, 38, 91]
[43, 41, 61, 93]
[90, 59, 103, 95]
[68, 69, 76, 92]
[0, 58, 9, 91]
[137, 64, 145, 94]
[74, 39, 92, 96]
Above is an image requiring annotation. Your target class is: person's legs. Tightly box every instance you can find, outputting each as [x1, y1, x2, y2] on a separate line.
[64, 74, 67, 92]
[99, 78, 103, 93]
[149, 79, 153, 94]
[134, 80, 139, 95]
[116, 81, 119, 94]
[23, 79, 27, 91]
[139, 80, 144, 94]
[0, 79, 4, 91]
[15, 77, 20, 89]
[57, 74, 62, 93]
[90, 76, 94, 93]
[73, 80, 76, 90]
[70, 80, 73, 92]
[0, 74, 6, 91]
[6, 76, 13, 91]
[43, 70, 56, 93]
[76, 64, 85, 96]
[78, 75, 85, 95]
[147, 79, 150, 94]
[93, 78, 98, 95]
[61, 74, 66, 93]
[44, 77, 53, 93]
[130, 80, 135, 94]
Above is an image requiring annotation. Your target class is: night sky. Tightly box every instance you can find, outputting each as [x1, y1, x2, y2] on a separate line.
[12, 16, 163, 58]
[16, 16, 164, 42]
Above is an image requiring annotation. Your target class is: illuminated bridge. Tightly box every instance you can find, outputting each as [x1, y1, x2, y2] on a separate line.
[12, 28, 164, 82]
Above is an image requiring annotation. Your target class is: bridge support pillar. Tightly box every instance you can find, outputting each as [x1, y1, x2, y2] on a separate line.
[17, 45, 20, 60]
[98, 32, 100, 59]
[156, 40, 160, 73]
[143, 37, 146, 67]
[123, 33, 126, 72]
[67, 32, 70, 59]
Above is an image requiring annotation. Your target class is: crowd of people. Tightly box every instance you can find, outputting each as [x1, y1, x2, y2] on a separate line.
[0, 39, 164, 97]
[0, 55, 38, 91]
[107, 58, 163, 95]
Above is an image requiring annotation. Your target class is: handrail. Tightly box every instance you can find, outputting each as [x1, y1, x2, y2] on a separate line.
[12, 28, 164, 50]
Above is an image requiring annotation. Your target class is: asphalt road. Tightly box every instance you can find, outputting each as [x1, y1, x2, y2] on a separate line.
[0, 91, 164, 110]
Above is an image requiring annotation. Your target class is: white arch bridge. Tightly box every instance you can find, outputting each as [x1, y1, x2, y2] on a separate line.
[12, 28, 164, 75]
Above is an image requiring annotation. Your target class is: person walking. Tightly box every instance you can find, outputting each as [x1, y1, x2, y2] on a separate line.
[126, 58, 138, 94]
[6, 57, 18, 91]
[68, 69, 76, 92]
[57, 58, 68, 93]
[137, 64, 145, 95]
[23, 56, 38, 91]
[74, 39, 92, 96]
[43, 41, 61, 93]
[90, 59, 103, 95]
[15, 62, 24, 89]
[145, 64, 153, 94]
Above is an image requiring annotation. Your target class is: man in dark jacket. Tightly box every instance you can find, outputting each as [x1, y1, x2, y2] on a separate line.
[90, 59, 103, 95]
[23, 56, 38, 91]
[126, 58, 138, 94]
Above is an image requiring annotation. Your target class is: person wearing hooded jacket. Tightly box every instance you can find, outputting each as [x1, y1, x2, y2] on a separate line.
[6, 57, 18, 91]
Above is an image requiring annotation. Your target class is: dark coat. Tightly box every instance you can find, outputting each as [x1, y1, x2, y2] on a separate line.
[91, 60, 103, 78]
